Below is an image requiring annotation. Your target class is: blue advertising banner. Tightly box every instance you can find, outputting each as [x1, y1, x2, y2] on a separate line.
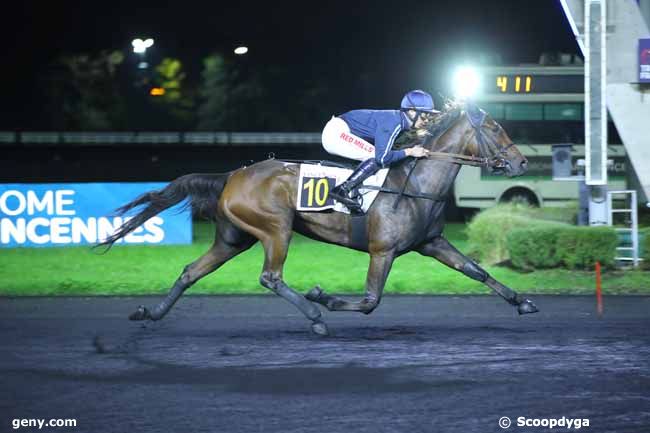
[640, 38, 650, 83]
[0, 183, 192, 248]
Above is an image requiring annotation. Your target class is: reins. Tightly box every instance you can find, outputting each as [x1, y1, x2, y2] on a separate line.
[425, 151, 489, 167]
[391, 158, 420, 210]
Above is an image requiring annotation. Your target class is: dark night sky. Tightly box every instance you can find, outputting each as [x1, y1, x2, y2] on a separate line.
[3, 0, 580, 129]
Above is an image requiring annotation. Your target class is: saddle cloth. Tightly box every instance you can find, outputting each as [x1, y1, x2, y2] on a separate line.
[296, 163, 389, 214]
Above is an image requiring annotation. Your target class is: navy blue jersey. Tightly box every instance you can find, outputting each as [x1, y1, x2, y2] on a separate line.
[339, 109, 409, 167]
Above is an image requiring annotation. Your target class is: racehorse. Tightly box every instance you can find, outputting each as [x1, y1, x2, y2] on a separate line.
[99, 101, 538, 336]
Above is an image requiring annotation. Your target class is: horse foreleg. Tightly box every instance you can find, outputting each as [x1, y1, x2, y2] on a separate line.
[130, 223, 256, 321]
[416, 236, 538, 314]
[306, 251, 395, 315]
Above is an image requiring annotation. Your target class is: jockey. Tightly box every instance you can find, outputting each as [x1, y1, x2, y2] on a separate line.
[322, 89, 436, 212]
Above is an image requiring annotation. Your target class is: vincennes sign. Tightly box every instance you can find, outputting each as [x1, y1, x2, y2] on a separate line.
[0, 183, 191, 248]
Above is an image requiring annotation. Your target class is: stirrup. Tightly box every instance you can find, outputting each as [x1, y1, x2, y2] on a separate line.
[329, 191, 362, 212]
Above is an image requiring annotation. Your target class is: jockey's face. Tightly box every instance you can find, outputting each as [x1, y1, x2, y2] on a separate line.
[406, 110, 433, 129]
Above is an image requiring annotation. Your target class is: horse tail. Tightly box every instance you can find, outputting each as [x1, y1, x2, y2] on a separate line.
[96, 172, 230, 250]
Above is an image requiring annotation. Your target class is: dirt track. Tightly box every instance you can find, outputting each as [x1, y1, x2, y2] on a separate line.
[1, 295, 649, 433]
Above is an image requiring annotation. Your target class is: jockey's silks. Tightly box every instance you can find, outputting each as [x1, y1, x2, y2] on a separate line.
[338, 110, 409, 167]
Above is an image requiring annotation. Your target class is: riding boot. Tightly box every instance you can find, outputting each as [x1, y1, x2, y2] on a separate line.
[329, 158, 380, 212]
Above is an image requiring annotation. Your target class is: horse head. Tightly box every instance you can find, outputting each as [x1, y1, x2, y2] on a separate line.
[462, 102, 527, 177]
[418, 101, 527, 178]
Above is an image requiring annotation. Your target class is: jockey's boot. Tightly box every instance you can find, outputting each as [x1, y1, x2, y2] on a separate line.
[329, 158, 380, 212]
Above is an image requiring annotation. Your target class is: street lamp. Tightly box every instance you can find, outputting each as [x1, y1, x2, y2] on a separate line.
[132, 38, 154, 54]
[234, 46, 248, 55]
[225, 46, 249, 133]
[132, 38, 154, 69]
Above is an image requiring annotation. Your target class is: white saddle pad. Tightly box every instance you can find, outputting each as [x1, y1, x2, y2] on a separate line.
[296, 163, 389, 214]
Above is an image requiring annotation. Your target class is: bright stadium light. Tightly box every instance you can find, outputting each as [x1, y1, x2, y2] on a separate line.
[132, 38, 154, 54]
[234, 46, 249, 55]
[452, 66, 481, 99]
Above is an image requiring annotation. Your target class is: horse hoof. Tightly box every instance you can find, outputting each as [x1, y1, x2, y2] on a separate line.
[518, 299, 539, 315]
[305, 285, 323, 302]
[311, 320, 330, 337]
[129, 305, 151, 321]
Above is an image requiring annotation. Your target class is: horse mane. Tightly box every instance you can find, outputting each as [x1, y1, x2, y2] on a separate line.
[394, 98, 463, 150]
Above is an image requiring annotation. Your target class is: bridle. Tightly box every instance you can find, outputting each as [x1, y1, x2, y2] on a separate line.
[425, 108, 515, 171]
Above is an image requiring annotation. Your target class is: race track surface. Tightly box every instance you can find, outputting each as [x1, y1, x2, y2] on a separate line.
[1, 295, 649, 433]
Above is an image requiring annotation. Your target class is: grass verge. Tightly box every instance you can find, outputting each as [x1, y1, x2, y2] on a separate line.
[0, 222, 648, 296]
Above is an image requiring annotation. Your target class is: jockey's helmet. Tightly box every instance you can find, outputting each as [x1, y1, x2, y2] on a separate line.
[400, 90, 436, 113]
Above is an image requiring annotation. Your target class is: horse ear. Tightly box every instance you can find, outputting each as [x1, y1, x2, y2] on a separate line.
[465, 101, 479, 115]
[465, 101, 485, 126]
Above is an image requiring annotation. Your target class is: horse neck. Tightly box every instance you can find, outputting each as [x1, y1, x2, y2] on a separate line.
[407, 116, 471, 197]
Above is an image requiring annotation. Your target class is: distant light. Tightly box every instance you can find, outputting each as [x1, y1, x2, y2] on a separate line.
[452, 66, 481, 99]
[150, 87, 166, 96]
[132, 38, 154, 54]
[138, 62, 149, 69]
[234, 46, 248, 55]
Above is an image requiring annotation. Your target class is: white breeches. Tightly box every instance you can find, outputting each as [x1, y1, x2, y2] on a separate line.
[321, 116, 375, 161]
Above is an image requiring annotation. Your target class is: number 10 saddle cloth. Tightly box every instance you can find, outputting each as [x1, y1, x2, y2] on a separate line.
[296, 163, 389, 214]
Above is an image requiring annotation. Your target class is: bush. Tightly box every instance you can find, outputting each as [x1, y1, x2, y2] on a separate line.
[640, 228, 650, 270]
[556, 226, 618, 269]
[517, 202, 578, 224]
[467, 210, 528, 264]
[467, 203, 575, 265]
[506, 222, 567, 271]
[507, 225, 617, 270]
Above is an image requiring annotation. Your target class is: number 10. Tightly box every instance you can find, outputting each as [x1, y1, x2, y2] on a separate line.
[303, 178, 329, 206]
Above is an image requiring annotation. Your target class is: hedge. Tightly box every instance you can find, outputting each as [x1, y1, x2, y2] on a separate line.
[506, 224, 565, 270]
[641, 228, 650, 270]
[507, 225, 618, 270]
[467, 204, 575, 265]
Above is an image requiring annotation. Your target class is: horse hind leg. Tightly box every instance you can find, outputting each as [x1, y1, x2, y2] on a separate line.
[218, 174, 327, 335]
[130, 221, 257, 321]
[257, 232, 329, 336]
[306, 251, 395, 315]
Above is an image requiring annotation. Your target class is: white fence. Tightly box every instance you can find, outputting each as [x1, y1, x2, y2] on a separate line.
[0, 132, 323, 146]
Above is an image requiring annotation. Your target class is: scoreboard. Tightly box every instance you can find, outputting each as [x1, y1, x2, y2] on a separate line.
[489, 73, 582, 94]
[475, 66, 584, 102]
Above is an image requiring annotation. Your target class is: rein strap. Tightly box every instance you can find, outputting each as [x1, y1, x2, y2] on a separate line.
[425, 151, 489, 167]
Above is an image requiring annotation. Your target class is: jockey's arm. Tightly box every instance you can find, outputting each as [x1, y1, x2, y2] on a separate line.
[375, 124, 406, 167]
[375, 125, 430, 166]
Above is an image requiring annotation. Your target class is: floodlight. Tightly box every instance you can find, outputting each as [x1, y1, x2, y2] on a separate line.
[132, 38, 154, 54]
[234, 46, 249, 55]
[452, 66, 481, 99]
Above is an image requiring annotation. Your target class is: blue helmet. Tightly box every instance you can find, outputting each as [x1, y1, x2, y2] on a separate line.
[400, 90, 436, 112]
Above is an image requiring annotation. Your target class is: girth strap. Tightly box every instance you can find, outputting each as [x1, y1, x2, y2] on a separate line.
[359, 184, 444, 202]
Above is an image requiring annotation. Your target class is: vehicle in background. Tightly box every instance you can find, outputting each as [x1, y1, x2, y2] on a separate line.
[455, 144, 626, 208]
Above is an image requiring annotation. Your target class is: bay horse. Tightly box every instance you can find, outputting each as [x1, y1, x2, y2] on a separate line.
[99, 102, 538, 336]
